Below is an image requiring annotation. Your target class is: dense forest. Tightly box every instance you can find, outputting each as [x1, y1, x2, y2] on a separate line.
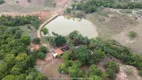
[57, 31, 142, 80]
[0, 24, 46, 80]
[0, 15, 40, 29]
[71, 0, 142, 13]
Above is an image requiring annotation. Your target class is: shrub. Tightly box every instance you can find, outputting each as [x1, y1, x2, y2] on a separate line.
[128, 31, 137, 39]
[105, 61, 120, 79]
[139, 70, 142, 76]
[41, 28, 48, 35]
[39, 46, 48, 53]
[58, 63, 68, 74]
[32, 38, 40, 44]
[38, 52, 45, 59]
[54, 36, 66, 47]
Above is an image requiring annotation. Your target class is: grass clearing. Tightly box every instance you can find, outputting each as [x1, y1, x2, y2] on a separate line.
[19, 25, 36, 38]
[86, 10, 137, 38]
[112, 21, 142, 55]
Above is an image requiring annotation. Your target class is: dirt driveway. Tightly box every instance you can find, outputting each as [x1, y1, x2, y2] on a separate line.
[36, 51, 70, 79]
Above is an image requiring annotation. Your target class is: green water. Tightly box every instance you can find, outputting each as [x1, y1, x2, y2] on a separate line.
[44, 16, 98, 39]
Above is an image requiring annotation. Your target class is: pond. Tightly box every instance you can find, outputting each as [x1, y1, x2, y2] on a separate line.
[43, 16, 98, 39]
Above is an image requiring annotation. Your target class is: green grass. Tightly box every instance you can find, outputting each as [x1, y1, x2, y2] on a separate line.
[19, 25, 36, 39]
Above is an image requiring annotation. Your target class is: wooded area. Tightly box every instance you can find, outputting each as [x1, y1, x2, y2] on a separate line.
[0, 15, 40, 29]
[71, 0, 142, 13]
[58, 31, 142, 80]
[0, 26, 46, 80]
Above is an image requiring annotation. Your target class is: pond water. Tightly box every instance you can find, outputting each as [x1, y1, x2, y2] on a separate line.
[44, 16, 98, 39]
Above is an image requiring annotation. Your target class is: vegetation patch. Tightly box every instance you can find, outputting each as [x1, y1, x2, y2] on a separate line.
[0, 15, 40, 29]
[70, 0, 142, 14]
[0, 26, 46, 80]
[54, 31, 142, 79]
[0, 0, 4, 4]
[128, 31, 137, 39]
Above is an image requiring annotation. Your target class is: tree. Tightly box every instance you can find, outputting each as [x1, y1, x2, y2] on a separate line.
[105, 61, 120, 79]
[105, 61, 120, 73]
[2, 75, 17, 80]
[26, 70, 46, 80]
[89, 64, 102, 77]
[35, 73, 46, 80]
[71, 4, 76, 10]
[4, 54, 15, 66]
[54, 36, 66, 47]
[89, 39, 96, 49]
[69, 66, 84, 79]
[74, 45, 91, 64]
[63, 51, 75, 61]
[0, 63, 8, 79]
[58, 63, 68, 74]
[89, 75, 102, 80]
[38, 52, 45, 59]
[90, 49, 105, 64]
[32, 38, 40, 44]
[39, 46, 48, 53]
[20, 36, 30, 45]
[69, 31, 79, 39]
[16, 53, 28, 62]
[41, 28, 49, 35]
[65, 8, 71, 13]
[13, 30, 22, 39]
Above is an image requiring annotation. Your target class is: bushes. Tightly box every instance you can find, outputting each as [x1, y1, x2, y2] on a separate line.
[32, 38, 40, 44]
[41, 28, 49, 35]
[37, 52, 45, 59]
[54, 36, 66, 47]
[72, 0, 142, 13]
[58, 63, 68, 74]
[39, 46, 48, 53]
[37, 46, 48, 59]
[0, 15, 40, 29]
[128, 31, 137, 39]
[89, 64, 102, 77]
[105, 61, 120, 79]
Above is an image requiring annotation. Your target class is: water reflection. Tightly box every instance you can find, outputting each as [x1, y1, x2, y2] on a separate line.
[44, 16, 98, 39]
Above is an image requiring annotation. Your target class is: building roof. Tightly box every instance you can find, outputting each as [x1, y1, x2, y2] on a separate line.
[54, 48, 63, 55]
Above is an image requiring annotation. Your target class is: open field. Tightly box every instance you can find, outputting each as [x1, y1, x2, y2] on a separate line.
[86, 9, 138, 38]
[86, 8, 142, 55]
[112, 21, 142, 55]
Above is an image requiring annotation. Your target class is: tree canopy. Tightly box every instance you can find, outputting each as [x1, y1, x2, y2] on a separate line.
[0, 26, 46, 80]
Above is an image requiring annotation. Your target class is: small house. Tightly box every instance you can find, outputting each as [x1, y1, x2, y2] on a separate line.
[53, 46, 69, 57]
